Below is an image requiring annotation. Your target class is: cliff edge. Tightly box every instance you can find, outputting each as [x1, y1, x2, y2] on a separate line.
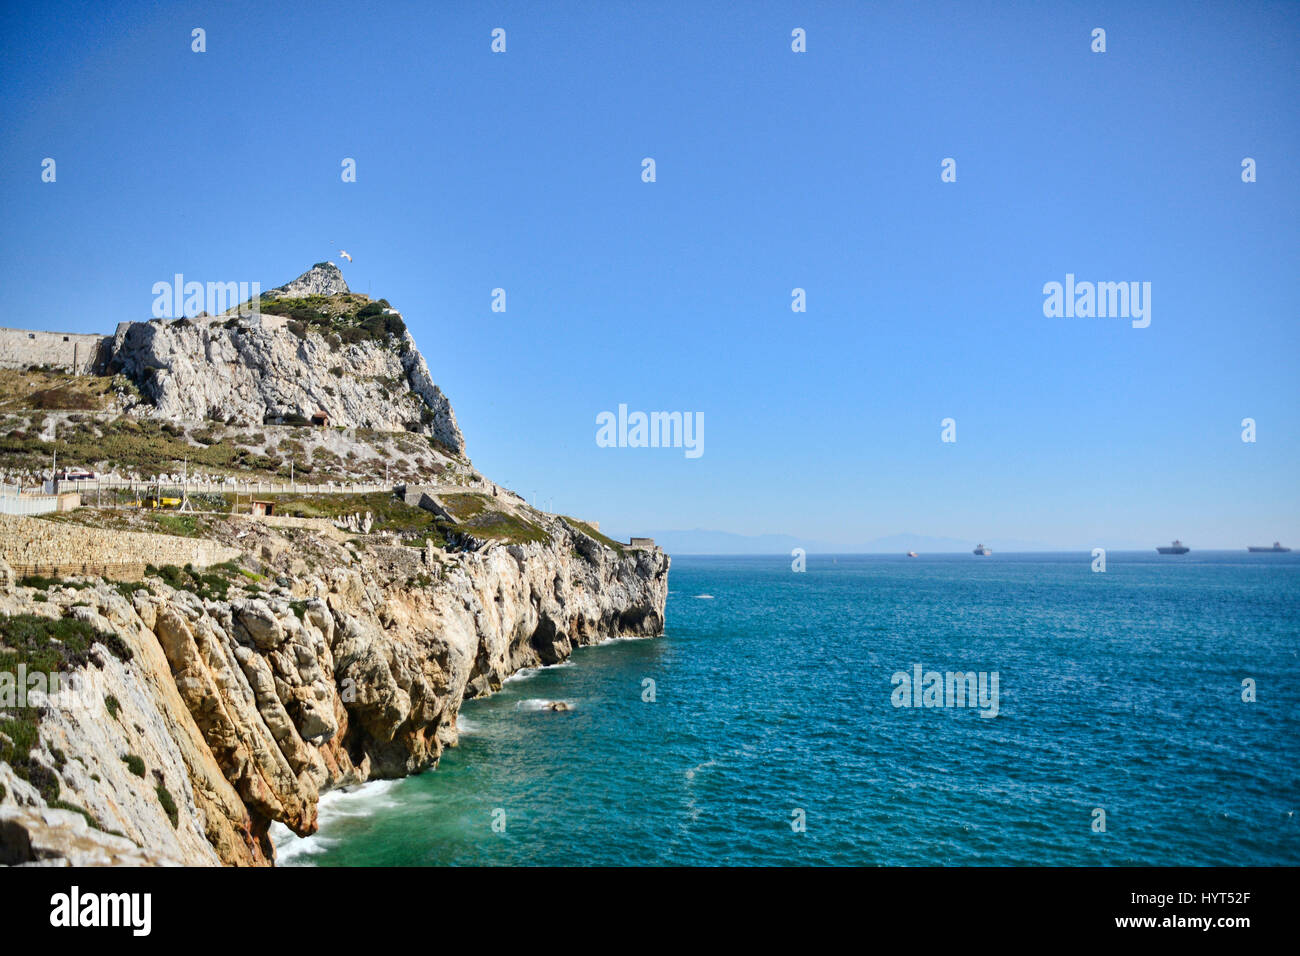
[0, 263, 669, 865]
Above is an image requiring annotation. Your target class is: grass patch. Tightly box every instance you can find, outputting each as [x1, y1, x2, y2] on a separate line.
[0, 615, 130, 805]
[122, 754, 145, 777]
[459, 510, 552, 546]
[18, 575, 91, 591]
[562, 517, 625, 555]
[0, 368, 116, 412]
[440, 493, 490, 521]
[151, 513, 206, 538]
[0, 613, 132, 676]
[145, 561, 246, 601]
[105, 695, 121, 719]
[155, 784, 179, 828]
[267, 491, 448, 546]
[259, 293, 408, 348]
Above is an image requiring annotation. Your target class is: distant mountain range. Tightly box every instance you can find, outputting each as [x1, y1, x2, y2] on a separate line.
[609, 529, 1064, 555]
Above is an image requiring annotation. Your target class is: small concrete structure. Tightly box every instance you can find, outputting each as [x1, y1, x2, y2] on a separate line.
[250, 499, 275, 517]
[628, 537, 655, 549]
[310, 410, 330, 427]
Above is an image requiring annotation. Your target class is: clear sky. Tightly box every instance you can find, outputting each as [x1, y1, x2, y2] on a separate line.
[1, 1, 1296, 550]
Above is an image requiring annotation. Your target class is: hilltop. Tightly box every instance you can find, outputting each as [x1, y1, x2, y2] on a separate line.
[0, 264, 468, 487]
[111, 262, 464, 453]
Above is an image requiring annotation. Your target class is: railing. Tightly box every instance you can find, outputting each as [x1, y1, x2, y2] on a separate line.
[50, 479, 394, 496]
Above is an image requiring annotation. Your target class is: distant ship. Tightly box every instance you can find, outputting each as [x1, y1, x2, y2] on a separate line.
[906, 551, 918, 558]
[973, 544, 991, 555]
[1157, 540, 1190, 554]
[1247, 542, 1291, 552]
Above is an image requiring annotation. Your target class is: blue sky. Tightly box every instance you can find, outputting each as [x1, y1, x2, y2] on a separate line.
[1, 0, 1297, 550]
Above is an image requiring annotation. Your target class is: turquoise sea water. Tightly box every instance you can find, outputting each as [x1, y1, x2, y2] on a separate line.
[276, 552, 1300, 866]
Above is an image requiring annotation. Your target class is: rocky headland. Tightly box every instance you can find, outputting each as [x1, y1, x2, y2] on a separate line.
[0, 264, 669, 865]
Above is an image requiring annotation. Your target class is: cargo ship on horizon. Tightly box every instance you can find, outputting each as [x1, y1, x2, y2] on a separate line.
[1247, 542, 1291, 552]
[973, 544, 991, 555]
[1157, 540, 1190, 554]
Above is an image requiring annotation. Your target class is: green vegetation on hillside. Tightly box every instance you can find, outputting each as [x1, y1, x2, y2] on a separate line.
[0, 369, 117, 412]
[0, 414, 261, 475]
[40, 507, 219, 539]
[439, 493, 489, 521]
[144, 561, 256, 601]
[562, 517, 626, 554]
[0, 409, 440, 483]
[0, 614, 131, 812]
[267, 490, 553, 548]
[259, 293, 407, 347]
[459, 510, 551, 546]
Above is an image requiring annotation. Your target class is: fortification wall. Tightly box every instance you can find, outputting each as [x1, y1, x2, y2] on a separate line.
[0, 514, 240, 580]
[0, 327, 111, 374]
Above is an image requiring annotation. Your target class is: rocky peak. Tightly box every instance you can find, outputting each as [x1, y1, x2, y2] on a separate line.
[108, 263, 467, 454]
[270, 262, 349, 298]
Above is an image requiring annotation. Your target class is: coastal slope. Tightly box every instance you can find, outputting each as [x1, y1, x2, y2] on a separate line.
[0, 264, 669, 865]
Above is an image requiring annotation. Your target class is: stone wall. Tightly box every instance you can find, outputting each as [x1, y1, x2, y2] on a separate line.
[0, 514, 240, 580]
[0, 327, 111, 374]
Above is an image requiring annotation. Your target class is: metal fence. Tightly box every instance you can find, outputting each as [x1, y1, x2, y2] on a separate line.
[52, 479, 394, 497]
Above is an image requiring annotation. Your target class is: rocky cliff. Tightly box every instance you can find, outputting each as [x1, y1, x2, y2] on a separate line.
[108, 264, 464, 454]
[0, 517, 668, 865]
[0, 262, 670, 865]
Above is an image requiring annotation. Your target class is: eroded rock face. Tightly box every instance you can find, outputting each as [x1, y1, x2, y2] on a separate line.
[0, 525, 668, 866]
[106, 265, 465, 454]
[267, 262, 349, 298]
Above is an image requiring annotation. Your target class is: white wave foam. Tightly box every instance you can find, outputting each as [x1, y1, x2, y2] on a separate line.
[503, 666, 541, 685]
[272, 779, 408, 865]
[591, 633, 653, 646]
[684, 759, 717, 780]
[456, 713, 479, 734]
[273, 828, 339, 865]
[694, 594, 714, 600]
[516, 698, 577, 712]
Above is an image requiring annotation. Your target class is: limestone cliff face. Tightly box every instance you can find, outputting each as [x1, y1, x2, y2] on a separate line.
[0, 521, 668, 865]
[107, 264, 465, 454]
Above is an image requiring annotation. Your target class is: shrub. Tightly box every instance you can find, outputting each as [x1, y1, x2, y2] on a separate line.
[122, 754, 145, 777]
[0, 614, 131, 674]
[155, 784, 179, 828]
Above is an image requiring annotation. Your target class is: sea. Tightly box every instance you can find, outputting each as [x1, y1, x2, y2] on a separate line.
[274, 551, 1300, 866]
